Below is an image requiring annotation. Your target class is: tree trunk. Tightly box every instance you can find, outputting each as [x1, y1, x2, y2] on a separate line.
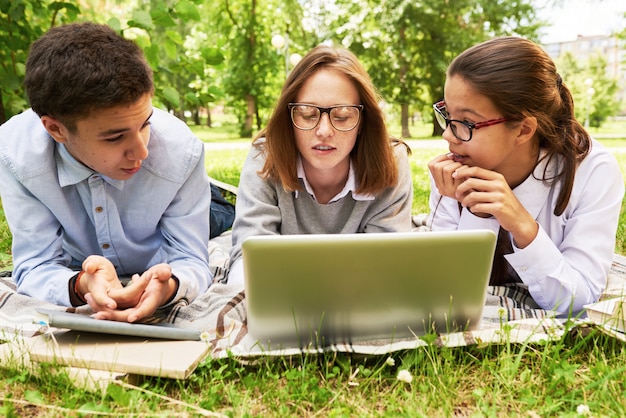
[432, 120, 444, 137]
[206, 108, 212, 128]
[401, 103, 411, 138]
[243, 94, 255, 138]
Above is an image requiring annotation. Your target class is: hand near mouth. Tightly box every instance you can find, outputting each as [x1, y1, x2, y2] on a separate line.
[452, 166, 537, 246]
[428, 152, 467, 199]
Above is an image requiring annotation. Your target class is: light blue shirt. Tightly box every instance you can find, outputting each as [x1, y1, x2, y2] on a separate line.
[0, 108, 212, 306]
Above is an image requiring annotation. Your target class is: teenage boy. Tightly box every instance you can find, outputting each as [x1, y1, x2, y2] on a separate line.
[0, 22, 212, 322]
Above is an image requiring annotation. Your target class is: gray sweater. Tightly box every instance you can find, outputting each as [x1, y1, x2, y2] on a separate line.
[227, 141, 414, 283]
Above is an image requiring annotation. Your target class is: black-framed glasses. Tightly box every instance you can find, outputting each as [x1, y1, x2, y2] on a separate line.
[288, 103, 363, 132]
[433, 101, 509, 142]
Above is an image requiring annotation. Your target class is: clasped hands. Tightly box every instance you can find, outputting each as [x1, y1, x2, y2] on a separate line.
[428, 153, 538, 249]
[76, 255, 178, 323]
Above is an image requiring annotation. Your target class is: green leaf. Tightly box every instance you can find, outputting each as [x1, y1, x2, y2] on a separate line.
[48, 2, 80, 14]
[106, 17, 122, 33]
[189, 59, 204, 74]
[8, 2, 26, 21]
[151, 5, 177, 28]
[201, 47, 225, 66]
[174, 0, 201, 21]
[165, 30, 184, 45]
[162, 86, 180, 106]
[185, 92, 201, 106]
[128, 10, 153, 31]
[164, 38, 178, 60]
[207, 86, 222, 96]
[23, 390, 44, 405]
[143, 44, 160, 68]
[106, 383, 131, 406]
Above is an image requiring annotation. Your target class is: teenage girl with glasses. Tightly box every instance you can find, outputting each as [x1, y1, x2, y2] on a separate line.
[428, 36, 624, 315]
[226, 45, 413, 286]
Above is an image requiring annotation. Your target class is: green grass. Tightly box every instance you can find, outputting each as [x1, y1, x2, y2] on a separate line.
[1, 329, 626, 416]
[1, 118, 626, 416]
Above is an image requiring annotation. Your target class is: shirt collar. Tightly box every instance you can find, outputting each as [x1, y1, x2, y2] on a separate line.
[295, 155, 375, 202]
[56, 143, 125, 190]
[510, 149, 557, 219]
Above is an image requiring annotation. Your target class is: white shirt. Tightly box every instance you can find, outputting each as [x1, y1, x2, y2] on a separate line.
[295, 156, 375, 203]
[428, 140, 624, 315]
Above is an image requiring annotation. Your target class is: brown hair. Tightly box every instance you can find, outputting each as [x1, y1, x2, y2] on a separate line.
[447, 36, 590, 216]
[24, 22, 154, 131]
[254, 44, 405, 195]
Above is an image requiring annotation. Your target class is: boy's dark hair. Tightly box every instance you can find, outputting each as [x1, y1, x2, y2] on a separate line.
[24, 22, 154, 131]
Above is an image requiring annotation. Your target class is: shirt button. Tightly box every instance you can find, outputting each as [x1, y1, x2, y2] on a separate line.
[520, 266, 528, 272]
[102, 243, 110, 249]
[95, 207, 103, 213]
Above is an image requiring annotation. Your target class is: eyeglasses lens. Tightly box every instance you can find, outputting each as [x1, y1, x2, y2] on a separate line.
[291, 105, 360, 131]
[433, 103, 471, 141]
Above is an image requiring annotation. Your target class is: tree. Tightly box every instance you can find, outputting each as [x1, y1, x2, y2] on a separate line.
[0, 0, 80, 123]
[556, 52, 621, 129]
[310, 0, 541, 138]
[219, 0, 305, 137]
[0, 0, 224, 126]
[115, 0, 224, 123]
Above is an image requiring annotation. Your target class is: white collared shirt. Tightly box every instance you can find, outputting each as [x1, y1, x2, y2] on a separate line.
[295, 156, 375, 203]
[428, 141, 624, 315]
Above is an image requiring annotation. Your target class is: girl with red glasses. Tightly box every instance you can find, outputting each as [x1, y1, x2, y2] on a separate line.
[428, 36, 624, 316]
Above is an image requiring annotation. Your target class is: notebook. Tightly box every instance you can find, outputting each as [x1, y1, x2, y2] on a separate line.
[242, 230, 497, 348]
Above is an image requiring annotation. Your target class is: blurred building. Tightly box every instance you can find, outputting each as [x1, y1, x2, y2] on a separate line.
[542, 35, 626, 109]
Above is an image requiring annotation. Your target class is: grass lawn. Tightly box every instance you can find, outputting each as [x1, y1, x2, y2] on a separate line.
[0, 117, 625, 416]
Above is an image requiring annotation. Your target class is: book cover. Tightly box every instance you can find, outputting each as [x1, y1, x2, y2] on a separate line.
[28, 330, 211, 379]
[583, 297, 626, 333]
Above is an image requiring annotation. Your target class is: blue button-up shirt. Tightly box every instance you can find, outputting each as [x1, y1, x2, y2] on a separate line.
[0, 108, 212, 306]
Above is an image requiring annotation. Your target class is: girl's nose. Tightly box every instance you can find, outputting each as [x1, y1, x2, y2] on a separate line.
[315, 113, 334, 136]
[441, 125, 461, 145]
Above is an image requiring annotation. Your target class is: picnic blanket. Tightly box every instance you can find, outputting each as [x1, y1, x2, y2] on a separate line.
[2, 228, 626, 359]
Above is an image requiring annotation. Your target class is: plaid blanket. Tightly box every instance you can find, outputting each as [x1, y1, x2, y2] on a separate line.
[2, 228, 625, 358]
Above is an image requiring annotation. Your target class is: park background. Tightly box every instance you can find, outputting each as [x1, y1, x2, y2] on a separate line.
[2, 0, 626, 416]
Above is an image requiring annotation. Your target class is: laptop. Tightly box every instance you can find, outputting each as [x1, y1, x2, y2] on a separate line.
[242, 230, 497, 348]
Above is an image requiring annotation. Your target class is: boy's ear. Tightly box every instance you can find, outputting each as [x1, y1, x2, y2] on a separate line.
[516, 116, 538, 145]
[40, 116, 69, 143]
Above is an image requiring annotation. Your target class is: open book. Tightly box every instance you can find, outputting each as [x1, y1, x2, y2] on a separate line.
[26, 309, 208, 379]
[583, 297, 626, 333]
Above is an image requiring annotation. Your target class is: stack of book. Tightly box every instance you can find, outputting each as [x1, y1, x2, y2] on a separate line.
[584, 296, 626, 335]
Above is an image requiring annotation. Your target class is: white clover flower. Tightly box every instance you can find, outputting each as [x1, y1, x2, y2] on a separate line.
[385, 357, 395, 367]
[576, 404, 591, 416]
[396, 369, 413, 384]
[200, 330, 210, 342]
